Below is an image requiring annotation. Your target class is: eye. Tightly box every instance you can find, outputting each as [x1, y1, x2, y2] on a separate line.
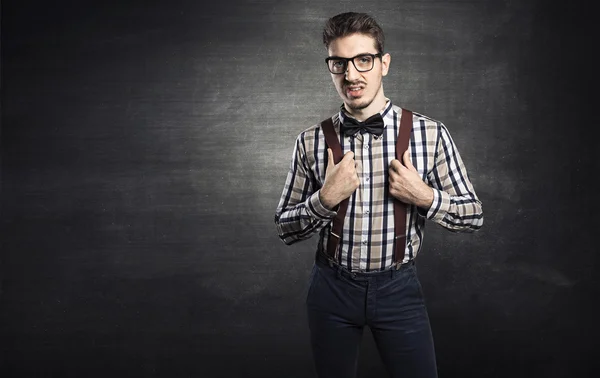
[358, 55, 373, 64]
[332, 60, 344, 68]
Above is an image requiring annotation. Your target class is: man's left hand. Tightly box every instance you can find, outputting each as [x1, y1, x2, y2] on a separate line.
[389, 150, 434, 209]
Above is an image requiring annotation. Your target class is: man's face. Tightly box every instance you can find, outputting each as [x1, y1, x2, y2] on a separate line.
[327, 33, 390, 114]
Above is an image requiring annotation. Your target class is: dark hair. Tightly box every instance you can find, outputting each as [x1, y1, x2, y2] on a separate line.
[322, 12, 385, 53]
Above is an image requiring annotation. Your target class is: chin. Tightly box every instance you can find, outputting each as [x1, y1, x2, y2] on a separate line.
[346, 97, 372, 111]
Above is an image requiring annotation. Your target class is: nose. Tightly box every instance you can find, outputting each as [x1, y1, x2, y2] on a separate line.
[345, 61, 360, 81]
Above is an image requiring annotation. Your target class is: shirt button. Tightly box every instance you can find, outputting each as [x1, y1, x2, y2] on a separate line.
[365, 177, 370, 182]
[362, 240, 368, 245]
[364, 144, 369, 150]
[365, 210, 370, 215]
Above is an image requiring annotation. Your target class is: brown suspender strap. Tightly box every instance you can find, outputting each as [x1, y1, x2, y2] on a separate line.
[394, 109, 413, 263]
[320, 109, 413, 263]
[320, 117, 348, 259]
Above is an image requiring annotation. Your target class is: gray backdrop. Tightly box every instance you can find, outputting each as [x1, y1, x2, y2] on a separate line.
[2, 0, 596, 377]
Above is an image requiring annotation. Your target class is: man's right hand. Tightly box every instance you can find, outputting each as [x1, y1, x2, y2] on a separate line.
[319, 148, 360, 210]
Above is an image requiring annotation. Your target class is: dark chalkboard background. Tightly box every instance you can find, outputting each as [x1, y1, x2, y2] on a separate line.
[1, 0, 596, 377]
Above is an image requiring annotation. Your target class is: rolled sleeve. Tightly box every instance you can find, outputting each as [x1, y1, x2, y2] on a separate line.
[307, 190, 337, 220]
[417, 188, 450, 222]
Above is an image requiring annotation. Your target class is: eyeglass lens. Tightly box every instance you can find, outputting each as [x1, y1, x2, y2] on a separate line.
[328, 55, 375, 74]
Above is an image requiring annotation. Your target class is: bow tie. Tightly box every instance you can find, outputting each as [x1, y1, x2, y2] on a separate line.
[341, 113, 385, 137]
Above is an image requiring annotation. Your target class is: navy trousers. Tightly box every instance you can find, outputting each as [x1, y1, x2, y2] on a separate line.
[306, 255, 438, 378]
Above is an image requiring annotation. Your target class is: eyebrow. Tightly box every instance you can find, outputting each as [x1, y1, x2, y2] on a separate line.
[327, 52, 376, 59]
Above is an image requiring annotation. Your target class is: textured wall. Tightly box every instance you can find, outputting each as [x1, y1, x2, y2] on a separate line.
[1, 0, 596, 377]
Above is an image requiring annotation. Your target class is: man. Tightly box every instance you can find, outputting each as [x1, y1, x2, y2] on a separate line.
[274, 12, 483, 378]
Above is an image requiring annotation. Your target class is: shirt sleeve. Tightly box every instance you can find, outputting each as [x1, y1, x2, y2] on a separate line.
[274, 133, 337, 245]
[417, 123, 484, 232]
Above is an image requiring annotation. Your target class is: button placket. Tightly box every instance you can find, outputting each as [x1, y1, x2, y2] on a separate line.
[359, 135, 372, 270]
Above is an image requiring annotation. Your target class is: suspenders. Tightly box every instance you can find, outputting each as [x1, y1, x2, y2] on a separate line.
[320, 109, 414, 264]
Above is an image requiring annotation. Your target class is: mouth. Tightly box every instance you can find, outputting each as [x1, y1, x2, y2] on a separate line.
[345, 84, 365, 98]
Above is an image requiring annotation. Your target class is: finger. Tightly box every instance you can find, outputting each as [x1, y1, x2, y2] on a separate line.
[327, 148, 334, 166]
[402, 150, 417, 172]
[388, 165, 399, 181]
[342, 151, 355, 161]
[389, 159, 402, 172]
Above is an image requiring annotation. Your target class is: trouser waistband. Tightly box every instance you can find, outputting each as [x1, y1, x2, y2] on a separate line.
[315, 251, 414, 279]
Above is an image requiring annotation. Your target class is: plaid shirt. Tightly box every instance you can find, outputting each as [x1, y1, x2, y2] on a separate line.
[275, 100, 483, 272]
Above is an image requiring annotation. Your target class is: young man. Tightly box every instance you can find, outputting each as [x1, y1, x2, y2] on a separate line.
[274, 12, 483, 378]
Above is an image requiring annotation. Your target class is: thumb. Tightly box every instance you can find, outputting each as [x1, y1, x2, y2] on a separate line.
[403, 150, 417, 172]
[327, 148, 334, 166]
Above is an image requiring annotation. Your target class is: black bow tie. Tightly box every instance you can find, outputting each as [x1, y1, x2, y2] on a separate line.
[341, 113, 385, 137]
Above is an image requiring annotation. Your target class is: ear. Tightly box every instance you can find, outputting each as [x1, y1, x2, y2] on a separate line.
[381, 53, 391, 76]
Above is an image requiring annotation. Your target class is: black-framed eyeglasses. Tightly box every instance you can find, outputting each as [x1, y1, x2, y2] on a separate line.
[325, 53, 383, 74]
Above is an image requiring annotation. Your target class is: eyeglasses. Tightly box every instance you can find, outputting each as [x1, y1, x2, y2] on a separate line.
[325, 53, 383, 74]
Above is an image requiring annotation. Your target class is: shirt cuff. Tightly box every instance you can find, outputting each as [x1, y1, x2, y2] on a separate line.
[417, 188, 450, 222]
[306, 190, 337, 220]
